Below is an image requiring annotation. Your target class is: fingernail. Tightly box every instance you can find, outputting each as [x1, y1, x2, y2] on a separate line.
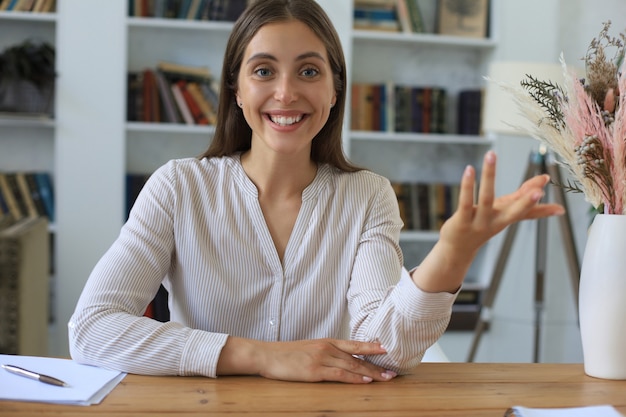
[379, 344, 388, 352]
[362, 376, 373, 383]
[486, 150, 496, 163]
[544, 174, 551, 185]
[533, 191, 543, 202]
[381, 370, 397, 380]
[464, 165, 472, 177]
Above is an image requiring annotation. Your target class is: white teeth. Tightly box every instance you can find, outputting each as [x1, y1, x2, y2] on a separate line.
[270, 115, 302, 126]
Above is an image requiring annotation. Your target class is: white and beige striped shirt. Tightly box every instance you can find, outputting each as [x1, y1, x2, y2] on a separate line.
[68, 154, 456, 377]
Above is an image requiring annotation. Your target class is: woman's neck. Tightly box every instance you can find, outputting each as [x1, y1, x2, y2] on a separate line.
[240, 150, 317, 199]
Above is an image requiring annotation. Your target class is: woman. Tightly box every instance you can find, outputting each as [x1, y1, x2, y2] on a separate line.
[68, 0, 564, 384]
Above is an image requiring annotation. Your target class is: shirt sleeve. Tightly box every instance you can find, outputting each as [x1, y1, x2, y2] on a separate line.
[347, 178, 458, 373]
[68, 161, 228, 377]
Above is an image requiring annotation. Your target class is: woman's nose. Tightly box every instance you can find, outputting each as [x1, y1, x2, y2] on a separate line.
[274, 74, 298, 104]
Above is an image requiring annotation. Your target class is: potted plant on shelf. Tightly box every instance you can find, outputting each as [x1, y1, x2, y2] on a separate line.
[0, 39, 56, 117]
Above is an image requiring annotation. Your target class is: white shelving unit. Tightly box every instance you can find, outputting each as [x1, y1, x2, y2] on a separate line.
[0, 9, 58, 350]
[125, 16, 231, 174]
[0, 11, 57, 174]
[346, 5, 497, 287]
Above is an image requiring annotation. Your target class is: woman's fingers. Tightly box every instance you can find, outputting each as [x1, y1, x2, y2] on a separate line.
[456, 164, 476, 223]
[259, 339, 395, 384]
[477, 150, 496, 209]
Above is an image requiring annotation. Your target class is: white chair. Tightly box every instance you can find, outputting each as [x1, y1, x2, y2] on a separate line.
[422, 342, 450, 362]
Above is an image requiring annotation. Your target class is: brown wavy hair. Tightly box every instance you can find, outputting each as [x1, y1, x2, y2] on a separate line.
[199, 0, 360, 172]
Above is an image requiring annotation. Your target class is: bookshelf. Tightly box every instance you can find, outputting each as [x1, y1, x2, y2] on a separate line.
[346, 2, 497, 290]
[0, 5, 57, 352]
[0, 9, 56, 172]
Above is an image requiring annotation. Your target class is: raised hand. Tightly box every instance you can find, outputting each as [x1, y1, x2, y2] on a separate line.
[441, 150, 565, 254]
[411, 150, 564, 294]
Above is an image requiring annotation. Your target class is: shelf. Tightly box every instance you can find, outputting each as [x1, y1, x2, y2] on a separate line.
[350, 131, 493, 145]
[352, 30, 496, 50]
[126, 122, 215, 135]
[0, 11, 56, 22]
[0, 115, 55, 128]
[400, 230, 439, 243]
[127, 16, 234, 32]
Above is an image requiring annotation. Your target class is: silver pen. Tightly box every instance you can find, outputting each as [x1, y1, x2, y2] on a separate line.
[1, 364, 70, 387]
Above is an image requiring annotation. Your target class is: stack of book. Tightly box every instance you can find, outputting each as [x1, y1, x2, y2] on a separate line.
[351, 82, 447, 134]
[0, 0, 55, 12]
[0, 172, 54, 228]
[129, 0, 248, 21]
[127, 61, 219, 125]
[353, 0, 425, 33]
[392, 181, 460, 231]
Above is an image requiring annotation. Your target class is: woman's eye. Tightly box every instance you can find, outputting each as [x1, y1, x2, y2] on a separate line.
[302, 67, 319, 77]
[254, 67, 272, 77]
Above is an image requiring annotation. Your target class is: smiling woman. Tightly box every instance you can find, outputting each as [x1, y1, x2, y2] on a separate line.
[68, 0, 563, 385]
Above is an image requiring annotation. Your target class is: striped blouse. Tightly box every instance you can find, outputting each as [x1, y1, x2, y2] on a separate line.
[68, 154, 456, 377]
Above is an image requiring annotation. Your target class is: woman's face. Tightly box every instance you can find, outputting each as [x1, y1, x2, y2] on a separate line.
[236, 19, 337, 158]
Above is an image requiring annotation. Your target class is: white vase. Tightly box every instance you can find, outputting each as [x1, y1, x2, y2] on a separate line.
[579, 214, 626, 379]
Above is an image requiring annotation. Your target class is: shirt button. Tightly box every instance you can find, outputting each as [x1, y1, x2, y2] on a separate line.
[269, 318, 276, 326]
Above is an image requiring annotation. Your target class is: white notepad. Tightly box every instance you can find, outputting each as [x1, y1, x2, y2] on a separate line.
[506, 405, 623, 417]
[0, 354, 126, 406]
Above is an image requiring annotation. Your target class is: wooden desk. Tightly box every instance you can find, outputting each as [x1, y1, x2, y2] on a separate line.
[1, 363, 625, 416]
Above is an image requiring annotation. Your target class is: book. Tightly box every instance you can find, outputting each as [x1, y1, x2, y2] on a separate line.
[33, 172, 54, 223]
[170, 81, 194, 125]
[0, 173, 22, 222]
[391, 182, 412, 230]
[127, 72, 144, 122]
[142, 69, 161, 122]
[177, 80, 209, 125]
[154, 70, 182, 123]
[437, 0, 489, 38]
[402, 0, 425, 33]
[157, 60, 212, 80]
[14, 172, 38, 218]
[3, 173, 28, 221]
[186, 81, 217, 125]
[186, 0, 202, 20]
[458, 89, 483, 135]
[395, 0, 413, 34]
[24, 172, 48, 218]
[353, 3, 400, 32]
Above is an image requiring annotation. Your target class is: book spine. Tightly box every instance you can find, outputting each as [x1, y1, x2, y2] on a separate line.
[404, 0, 424, 33]
[0, 174, 22, 222]
[178, 80, 208, 125]
[186, 81, 216, 124]
[24, 173, 47, 217]
[4, 174, 28, 221]
[15, 173, 38, 218]
[170, 82, 195, 125]
[34, 172, 54, 223]
[154, 70, 181, 123]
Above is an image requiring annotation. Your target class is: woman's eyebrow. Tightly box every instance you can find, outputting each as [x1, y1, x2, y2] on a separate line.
[246, 51, 326, 64]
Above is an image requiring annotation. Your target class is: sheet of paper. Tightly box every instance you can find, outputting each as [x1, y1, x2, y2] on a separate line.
[507, 405, 623, 417]
[0, 354, 126, 406]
